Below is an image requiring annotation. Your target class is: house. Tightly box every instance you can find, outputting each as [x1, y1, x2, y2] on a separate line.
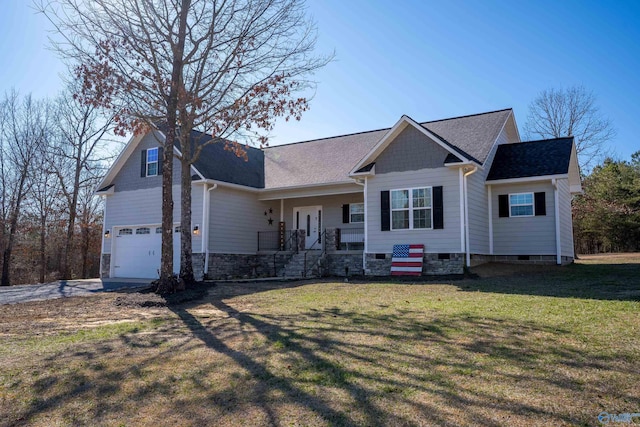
[96, 108, 582, 280]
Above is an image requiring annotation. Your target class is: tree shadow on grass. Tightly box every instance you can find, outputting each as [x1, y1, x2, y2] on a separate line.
[5, 276, 640, 426]
[459, 261, 640, 301]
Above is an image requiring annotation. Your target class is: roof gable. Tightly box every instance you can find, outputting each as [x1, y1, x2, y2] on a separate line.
[350, 109, 513, 175]
[422, 109, 513, 164]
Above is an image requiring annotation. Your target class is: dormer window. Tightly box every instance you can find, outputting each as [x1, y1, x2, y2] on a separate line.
[146, 148, 158, 177]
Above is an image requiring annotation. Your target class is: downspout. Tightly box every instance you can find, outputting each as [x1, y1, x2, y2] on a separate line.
[463, 166, 478, 267]
[552, 178, 561, 265]
[203, 183, 218, 276]
[353, 178, 367, 274]
[487, 185, 493, 255]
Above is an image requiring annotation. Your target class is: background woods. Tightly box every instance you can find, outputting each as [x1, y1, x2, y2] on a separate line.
[0, 89, 109, 286]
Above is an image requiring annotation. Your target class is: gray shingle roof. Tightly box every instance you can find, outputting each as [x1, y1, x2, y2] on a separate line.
[486, 137, 574, 181]
[422, 109, 512, 164]
[263, 109, 511, 189]
[264, 129, 386, 189]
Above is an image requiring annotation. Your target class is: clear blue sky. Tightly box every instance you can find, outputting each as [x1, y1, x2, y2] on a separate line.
[1, 1, 638, 161]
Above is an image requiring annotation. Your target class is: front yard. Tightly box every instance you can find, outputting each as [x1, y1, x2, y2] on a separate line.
[1, 254, 639, 426]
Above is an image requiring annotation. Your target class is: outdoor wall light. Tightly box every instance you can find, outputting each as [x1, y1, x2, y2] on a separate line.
[104, 230, 111, 238]
[193, 225, 200, 235]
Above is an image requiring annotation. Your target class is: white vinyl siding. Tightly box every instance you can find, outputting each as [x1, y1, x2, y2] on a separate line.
[466, 126, 509, 255]
[557, 178, 575, 258]
[367, 168, 461, 253]
[102, 183, 204, 254]
[492, 182, 555, 255]
[111, 131, 181, 191]
[208, 186, 271, 254]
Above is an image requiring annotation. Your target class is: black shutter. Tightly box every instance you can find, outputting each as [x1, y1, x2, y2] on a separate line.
[342, 204, 350, 224]
[157, 147, 164, 175]
[535, 192, 546, 216]
[498, 194, 509, 217]
[381, 191, 390, 231]
[140, 149, 147, 177]
[433, 186, 444, 229]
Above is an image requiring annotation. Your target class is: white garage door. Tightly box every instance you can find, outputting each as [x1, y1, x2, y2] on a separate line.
[112, 225, 181, 278]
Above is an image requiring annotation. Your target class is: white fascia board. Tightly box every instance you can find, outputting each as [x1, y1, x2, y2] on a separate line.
[508, 110, 522, 143]
[485, 174, 568, 186]
[349, 115, 472, 175]
[95, 186, 115, 196]
[95, 132, 144, 191]
[568, 143, 582, 193]
[200, 179, 260, 193]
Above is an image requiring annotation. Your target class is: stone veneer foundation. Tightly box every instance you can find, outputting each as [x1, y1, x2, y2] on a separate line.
[364, 253, 465, 276]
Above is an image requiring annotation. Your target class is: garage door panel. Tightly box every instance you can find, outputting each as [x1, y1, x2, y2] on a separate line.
[113, 226, 180, 279]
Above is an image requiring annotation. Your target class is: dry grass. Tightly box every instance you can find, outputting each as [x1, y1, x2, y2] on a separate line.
[1, 254, 639, 426]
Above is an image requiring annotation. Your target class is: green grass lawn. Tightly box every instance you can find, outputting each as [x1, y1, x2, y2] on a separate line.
[1, 254, 639, 426]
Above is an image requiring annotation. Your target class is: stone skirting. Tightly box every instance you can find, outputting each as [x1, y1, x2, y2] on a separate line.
[471, 254, 574, 266]
[206, 253, 258, 280]
[324, 253, 364, 276]
[364, 252, 465, 276]
[101, 254, 110, 278]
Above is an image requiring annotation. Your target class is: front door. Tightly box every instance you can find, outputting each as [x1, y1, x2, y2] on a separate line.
[294, 206, 322, 249]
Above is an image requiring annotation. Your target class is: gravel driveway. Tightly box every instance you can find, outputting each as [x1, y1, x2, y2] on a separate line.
[0, 278, 152, 305]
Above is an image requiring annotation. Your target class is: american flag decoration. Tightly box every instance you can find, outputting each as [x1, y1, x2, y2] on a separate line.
[391, 244, 424, 276]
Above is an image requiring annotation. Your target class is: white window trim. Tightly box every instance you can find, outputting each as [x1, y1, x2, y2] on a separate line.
[349, 203, 364, 224]
[146, 147, 159, 177]
[390, 186, 433, 230]
[509, 192, 534, 217]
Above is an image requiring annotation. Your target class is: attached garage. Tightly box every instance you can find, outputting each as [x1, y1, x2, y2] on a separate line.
[112, 225, 181, 278]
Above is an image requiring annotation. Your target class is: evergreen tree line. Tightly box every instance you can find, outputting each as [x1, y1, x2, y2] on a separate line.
[573, 152, 640, 254]
[0, 87, 112, 286]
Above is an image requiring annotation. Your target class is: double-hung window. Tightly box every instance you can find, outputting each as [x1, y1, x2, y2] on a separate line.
[391, 187, 432, 230]
[350, 203, 364, 223]
[146, 148, 159, 177]
[509, 193, 534, 217]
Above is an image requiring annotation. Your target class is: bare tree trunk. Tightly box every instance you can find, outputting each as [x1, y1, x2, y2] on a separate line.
[155, 0, 190, 295]
[1, 171, 28, 287]
[39, 214, 47, 283]
[180, 158, 194, 285]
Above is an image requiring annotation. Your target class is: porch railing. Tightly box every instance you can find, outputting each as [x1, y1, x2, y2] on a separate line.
[257, 230, 295, 251]
[338, 227, 364, 251]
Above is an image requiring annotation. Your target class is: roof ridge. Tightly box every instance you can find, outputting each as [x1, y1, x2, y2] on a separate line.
[265, 126, 391, 149]
[267, 108, 513, 149]
[421, 108, 512, 125]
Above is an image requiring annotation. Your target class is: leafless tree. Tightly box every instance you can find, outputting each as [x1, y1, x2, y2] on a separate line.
[524, 85, 616, 172]
[28, 156, 64, 283]
[49, 83, 113, 280]
[38, 0, 330, 290]
[0, 91, 51, 286]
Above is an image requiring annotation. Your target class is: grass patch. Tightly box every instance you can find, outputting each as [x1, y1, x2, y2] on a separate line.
[0, 254, 639, 426]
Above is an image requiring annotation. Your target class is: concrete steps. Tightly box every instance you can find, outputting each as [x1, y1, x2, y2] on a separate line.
[279, 250, 323, 278]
